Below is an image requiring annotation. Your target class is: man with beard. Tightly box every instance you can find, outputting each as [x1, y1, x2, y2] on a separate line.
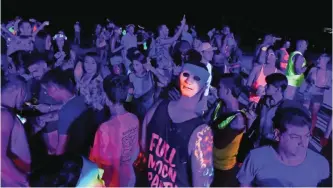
[25, 55, 63, 154]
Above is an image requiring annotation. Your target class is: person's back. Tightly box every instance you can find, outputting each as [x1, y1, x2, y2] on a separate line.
[90, 75, 140, 187]
[90, 112, 139, 187]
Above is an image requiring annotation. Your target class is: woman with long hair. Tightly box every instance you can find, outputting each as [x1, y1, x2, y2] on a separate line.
[247, 47, 279, 103]
[74, 52, 104, 111]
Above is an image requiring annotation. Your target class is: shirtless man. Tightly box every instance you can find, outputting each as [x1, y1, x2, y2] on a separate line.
[285, 40, 308, 100]
[141, 61, 214, 187]
[1, 76, 30, 186]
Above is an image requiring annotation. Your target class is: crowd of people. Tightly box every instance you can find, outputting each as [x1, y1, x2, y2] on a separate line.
[1, 15, 332, 187]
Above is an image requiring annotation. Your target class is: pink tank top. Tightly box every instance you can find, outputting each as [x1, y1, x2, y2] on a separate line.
[280, 48, 289, 69]
[249, 66, 277, 103]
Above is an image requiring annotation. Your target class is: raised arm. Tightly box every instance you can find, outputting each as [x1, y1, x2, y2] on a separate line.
[158, 15, 186, 45]
[246, 65, 260, 87]
[189, 124, 214, 187]
[32, 21, 49, 38]
[1, 26, 15, 39]
[144, 58, 168, 87]
[14, 19, 21, 32]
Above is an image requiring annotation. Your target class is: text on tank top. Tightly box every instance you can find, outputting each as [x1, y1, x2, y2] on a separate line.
[146, 100, 204, 187]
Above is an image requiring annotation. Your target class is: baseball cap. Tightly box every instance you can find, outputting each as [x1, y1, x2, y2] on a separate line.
[199, 42, 217, 52]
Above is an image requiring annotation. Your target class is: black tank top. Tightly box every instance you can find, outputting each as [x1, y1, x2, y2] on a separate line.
[146, 100, 204, 187]
[110, 37, 122, 57]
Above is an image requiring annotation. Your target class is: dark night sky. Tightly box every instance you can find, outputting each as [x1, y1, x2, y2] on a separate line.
[2, 0, 332, 52]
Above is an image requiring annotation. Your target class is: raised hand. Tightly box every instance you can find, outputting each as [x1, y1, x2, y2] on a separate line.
[143, 58, 153, 71]
[74, 61, 84, 81]
[43, 21, 50, 26]
[29, 18, 37, 23]
[181, 15, 186, 25]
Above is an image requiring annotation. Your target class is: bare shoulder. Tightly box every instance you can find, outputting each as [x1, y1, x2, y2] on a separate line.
[253, 64, 262, 71]
[230, 113, 246, 130]
[141, 100, 164, 149]
[143, 100, 164, 124]
[249, 65, 262, 76]
[1, 109, 15, 132]
[294, 54, 304, 62]
[308, 67, 316, 74]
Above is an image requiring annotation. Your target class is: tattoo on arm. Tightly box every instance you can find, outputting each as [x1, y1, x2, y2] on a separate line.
[191, 125, 214, 187]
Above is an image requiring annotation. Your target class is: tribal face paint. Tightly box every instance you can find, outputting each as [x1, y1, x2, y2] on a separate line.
[179, 63, 209, 97]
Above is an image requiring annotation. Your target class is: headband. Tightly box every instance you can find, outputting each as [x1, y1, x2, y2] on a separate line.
[53, 33, 67, 40]
[110, 56, 123, 65]
[182, 63, 210, 84]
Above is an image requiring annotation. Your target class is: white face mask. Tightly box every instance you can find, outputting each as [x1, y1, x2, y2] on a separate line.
[179, 63, 209, 97]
